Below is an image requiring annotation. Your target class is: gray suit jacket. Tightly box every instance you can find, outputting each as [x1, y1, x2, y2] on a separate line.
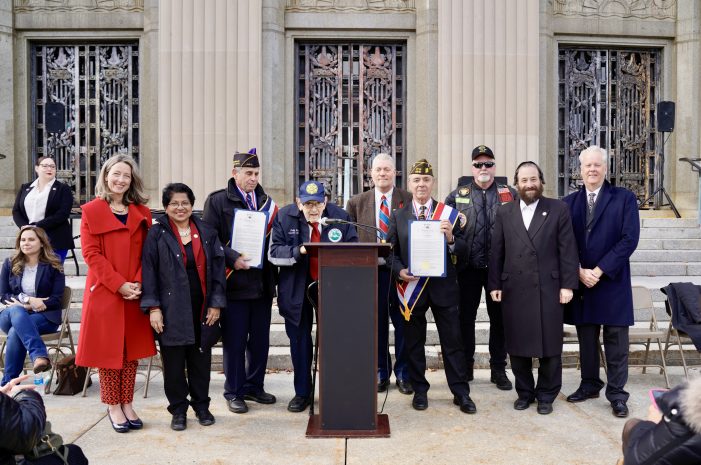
[345, 187, 413, 243]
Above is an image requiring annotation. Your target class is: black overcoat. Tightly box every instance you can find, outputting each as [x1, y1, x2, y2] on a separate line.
[488, 197, 579, 357]
[12, 180, 74, 250]
[141, 214, 227, 346]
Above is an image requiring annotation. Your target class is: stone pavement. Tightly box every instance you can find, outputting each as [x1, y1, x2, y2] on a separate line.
[38, 367, 691, 465]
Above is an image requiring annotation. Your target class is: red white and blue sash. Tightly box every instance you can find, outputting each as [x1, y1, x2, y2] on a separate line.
[396, 202, 459, 321]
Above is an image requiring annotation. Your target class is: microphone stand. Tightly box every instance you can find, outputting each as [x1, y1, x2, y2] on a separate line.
[321, 218, 389, 244]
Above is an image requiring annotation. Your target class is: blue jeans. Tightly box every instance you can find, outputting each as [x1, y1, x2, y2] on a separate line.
[0, 305, 58, 385]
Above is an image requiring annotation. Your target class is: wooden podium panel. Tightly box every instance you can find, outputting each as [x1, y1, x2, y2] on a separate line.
[304, 243, 391, 438]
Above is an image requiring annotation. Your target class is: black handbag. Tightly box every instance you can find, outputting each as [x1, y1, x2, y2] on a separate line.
[200, 321, 221, 352]
[53, 356, 91, 396]
[24, 421, 70, 465]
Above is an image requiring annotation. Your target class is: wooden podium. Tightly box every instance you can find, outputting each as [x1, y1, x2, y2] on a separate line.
[303, 242, 391, 438]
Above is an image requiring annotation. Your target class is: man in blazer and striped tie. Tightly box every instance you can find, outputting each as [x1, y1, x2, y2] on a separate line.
[346, 153, 414, 395]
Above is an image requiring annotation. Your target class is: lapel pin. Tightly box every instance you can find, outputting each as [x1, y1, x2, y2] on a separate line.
[542, 212, 547, 216]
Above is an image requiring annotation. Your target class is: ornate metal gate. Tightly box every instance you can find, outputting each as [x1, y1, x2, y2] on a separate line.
[295, 43, 406, 206]
[31, 44, 140, 205]
[558, 48, 660, 202]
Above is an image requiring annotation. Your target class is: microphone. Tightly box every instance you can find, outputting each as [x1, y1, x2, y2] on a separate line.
[320, 217, 388, 243]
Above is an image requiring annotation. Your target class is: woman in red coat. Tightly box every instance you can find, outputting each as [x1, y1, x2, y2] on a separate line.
[75, 154, 156, 433]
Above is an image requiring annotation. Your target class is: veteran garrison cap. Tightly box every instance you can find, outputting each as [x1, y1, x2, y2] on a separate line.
[471, 145, 495, 160]
[299, 180, 325, 204]
[409, 159, 434, 177]
[233, 147, 260, 168]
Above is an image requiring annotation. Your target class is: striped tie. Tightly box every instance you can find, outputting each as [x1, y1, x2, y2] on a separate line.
[378, 195, 390, 240]
[418, 206, 427, 221]
[246, 192, 255, 210]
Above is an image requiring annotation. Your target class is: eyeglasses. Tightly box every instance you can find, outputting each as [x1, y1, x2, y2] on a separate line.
[472, 162, 495, 169]
[167, 202, 192, 209]
[38, 164, 56, 169]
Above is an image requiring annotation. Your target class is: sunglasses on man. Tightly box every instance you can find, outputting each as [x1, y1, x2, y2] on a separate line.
[472, 161, 495, 169]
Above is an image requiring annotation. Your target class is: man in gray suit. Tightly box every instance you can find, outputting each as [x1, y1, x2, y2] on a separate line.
[346, 153, 414, 394]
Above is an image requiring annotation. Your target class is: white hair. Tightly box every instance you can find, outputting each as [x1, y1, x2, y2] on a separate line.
[371, 153, 396, 169]
[579, 145, 608, 165]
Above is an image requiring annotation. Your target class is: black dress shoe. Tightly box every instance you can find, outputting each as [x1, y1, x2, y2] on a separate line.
[453, 395, 477, 414]
[126, 417, 143, 430]
[171, 413, 187, 431]
[537, 401, 553, 415]
[611, 400, 629, 418]
[195, 409, 215, 426]
[107, 409, 130, 433]
[513, 397, 535, 410]
[287, 395, 311, 413]
[244, 390, 277, 404]
[227, 396, 249, 414]
[377, 378, 390, 392]
[412, 392, 428, 411]
[490, 371, 513, 391]
[396, 379, 414, 395]
[566, 388, 600, 403]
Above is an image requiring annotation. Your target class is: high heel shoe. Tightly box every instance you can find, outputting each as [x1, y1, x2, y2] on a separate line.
[121, 406, 143, 430]
[107, 408, 130, 433]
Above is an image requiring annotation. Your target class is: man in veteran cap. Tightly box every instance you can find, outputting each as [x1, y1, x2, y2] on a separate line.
[445, 145, 516, 390]
[386, 159, 476, 413]
[268, 181, 358, 412]
[203, 148, 279, 414]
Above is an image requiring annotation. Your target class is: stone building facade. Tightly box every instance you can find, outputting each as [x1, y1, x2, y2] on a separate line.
[0, 0, 697, 213]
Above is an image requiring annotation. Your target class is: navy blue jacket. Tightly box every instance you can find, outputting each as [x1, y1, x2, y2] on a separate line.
[0, 259, 66, 325]
[13, 180, 74, 251]
[140, 215, 228, 346]
[268, 203, 358, 326]
[563, 181, 640, 326]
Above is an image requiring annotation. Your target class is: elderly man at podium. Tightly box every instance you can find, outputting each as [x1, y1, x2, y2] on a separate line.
[386, 159, 476, 414]
[268, 180, 358, 413]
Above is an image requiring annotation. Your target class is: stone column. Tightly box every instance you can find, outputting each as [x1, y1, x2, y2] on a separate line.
[141, 0, 159, 203]
[0, 0, 13, 211]
[261, 0, 286, 203]
[673, 0, 701, 212]
[415, 0, 438, 173]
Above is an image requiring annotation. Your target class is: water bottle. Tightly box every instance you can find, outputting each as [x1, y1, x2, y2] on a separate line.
[33, 373, 45, 393]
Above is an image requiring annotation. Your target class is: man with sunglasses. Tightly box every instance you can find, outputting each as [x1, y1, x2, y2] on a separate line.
[445, 145, 516, 390]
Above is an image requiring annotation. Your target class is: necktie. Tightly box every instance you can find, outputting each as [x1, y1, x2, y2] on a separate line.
[308, 222, 321, 281]
[246, 192, 255, 210]
[378, 195, 390, 240]
[588, 192, 596, 216]
[418, 205, 427, 221]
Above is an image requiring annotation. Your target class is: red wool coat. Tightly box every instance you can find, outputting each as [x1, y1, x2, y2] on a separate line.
[75, 199, 156, 369]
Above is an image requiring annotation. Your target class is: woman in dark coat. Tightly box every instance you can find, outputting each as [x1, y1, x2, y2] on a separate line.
[141, 183, 226, 431]
[12, 157, 74, 263]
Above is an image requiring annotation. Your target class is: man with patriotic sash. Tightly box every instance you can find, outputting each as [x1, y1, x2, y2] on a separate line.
[445, 145, 516, 390]
[202, 148, 279, 414]
[268, 181, 358, 412]
[386, 159, 475, 413]
[346, 153, 414, 395]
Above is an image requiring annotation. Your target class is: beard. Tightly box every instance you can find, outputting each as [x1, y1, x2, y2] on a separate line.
[476, 173, 491, 184]
[517, 183, 544, 205]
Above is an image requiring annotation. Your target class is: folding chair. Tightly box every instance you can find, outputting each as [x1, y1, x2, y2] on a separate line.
[0, 286, 75, 394]
[562, 325, 606, 370]
[81, 349, 163, 398]
[663, 299, 701, 380]
[627, 286, 670, 388]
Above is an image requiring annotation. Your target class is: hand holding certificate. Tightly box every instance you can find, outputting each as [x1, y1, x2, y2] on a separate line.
[408, 220, 446, 277]
[231, 209, 268, 269]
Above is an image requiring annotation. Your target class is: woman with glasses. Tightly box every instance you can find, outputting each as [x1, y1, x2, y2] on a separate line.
[75, 154, 155, 433]
[141, 183, 226, 431]
[12, 157, 74, 264]
[0, 226, 65, 386]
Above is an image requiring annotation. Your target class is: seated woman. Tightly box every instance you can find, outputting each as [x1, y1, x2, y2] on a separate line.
[141, 183, 226, 431]
[0, 226, 65, 386]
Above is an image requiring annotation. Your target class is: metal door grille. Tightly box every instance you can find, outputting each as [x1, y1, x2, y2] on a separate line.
[295, 43, 406, 206]
[558, 48, 660, 202]
[31, 44, 140, 205]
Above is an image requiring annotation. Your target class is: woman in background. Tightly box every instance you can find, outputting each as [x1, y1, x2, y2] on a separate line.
[12, 156, 74, 263]
[75, 154, 155, 434]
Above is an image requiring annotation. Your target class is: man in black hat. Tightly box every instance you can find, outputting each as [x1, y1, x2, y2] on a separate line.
[386, 159, 476, 414]
[203, 148, 278, 414]
[445, 145, 516, 390]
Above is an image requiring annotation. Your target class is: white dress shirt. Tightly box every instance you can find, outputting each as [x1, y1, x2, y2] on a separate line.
[586, 185, 602, 205]
[520, 198, 540, 230]
[374, 187, 394, 230]
[24, 178, 56, 224]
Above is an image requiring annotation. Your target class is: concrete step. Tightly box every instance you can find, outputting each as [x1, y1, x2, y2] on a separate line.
[639, 227, 701, 239]
[637, 238, 701, 250]
[640, 218, 700, 228]
[631, 250, 701, 262]
[632, 262, 701, 276]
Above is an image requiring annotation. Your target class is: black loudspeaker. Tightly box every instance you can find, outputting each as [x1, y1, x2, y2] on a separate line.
[45, 102, 65, 133]
[657, 101, 675, 132]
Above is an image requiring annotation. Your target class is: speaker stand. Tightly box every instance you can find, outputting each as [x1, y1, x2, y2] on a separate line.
[640, 130, 681, 218]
